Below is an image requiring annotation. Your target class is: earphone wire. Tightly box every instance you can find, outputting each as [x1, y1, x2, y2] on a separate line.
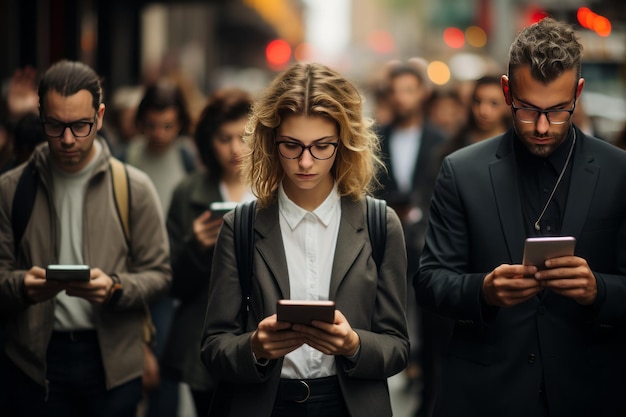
[534, 128, 577, 231]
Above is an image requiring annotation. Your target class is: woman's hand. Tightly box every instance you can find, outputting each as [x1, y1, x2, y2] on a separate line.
[292, 310, 360, 357]
[250, 314, 305, 361]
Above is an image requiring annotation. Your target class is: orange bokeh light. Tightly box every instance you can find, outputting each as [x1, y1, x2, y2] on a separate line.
[577, 7, 612, 37]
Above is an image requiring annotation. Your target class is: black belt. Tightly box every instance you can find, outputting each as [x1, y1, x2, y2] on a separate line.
[277, 376, 340, 404]
[51, 330, 98, 343]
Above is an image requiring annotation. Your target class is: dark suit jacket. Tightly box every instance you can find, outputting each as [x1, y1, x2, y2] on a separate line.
[377, 123, 446, 213]
[161, 172, 223, 391]
[201, 196, 409, 417]
[415, 127, 626, 416]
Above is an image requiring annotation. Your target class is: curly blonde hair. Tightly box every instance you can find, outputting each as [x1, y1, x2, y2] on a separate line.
[242, 62, 383, 207]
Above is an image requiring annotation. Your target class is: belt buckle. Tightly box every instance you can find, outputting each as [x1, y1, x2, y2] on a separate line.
[294, 380, 310, 403]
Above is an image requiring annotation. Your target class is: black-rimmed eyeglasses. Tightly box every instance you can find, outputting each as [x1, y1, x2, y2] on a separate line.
[511, 100, 576, 125]
[42, 117, 96, 138]
[276, 141, 339, 160]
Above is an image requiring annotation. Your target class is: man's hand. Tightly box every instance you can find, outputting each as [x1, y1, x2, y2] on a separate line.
[250, 314, 304, 361]
[23, 266, 64, 303]
[64, 268, 114, 304]
[483, 264, 541, 307]
[193, 211, 223, 251]
[292, 310, 360, 357]
[535, 256, 597, 305]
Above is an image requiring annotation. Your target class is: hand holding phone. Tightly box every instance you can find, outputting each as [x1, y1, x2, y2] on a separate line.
[522, 236, 576, 270]
[209, 201, 238, 219]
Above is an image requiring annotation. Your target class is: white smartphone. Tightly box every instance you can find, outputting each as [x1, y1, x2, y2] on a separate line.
[522, 236, 576, 270]
[209, 201, 238, 219]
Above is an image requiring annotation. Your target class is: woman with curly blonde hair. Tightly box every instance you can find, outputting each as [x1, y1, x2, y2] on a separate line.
[201, 62, 408, 417]
[242, 62, 384, 206]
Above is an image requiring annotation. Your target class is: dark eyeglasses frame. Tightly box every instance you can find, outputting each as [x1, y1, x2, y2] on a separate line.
[509, 81, 578, 126]
[42, 116, 97, 138]
[276, 141, 339, 160]
[511, 101, 576, 125]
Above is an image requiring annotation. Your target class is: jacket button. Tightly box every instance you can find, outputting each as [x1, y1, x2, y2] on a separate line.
[528, 354, 536, 364]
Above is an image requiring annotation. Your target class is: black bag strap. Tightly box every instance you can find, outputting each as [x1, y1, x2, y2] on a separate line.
[12, 160, 39, 254]
[366, 195, 387, 272]
[234, 200, 257, 326]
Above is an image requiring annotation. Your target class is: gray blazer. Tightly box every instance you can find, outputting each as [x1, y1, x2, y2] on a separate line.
[201, 196, 409, 417]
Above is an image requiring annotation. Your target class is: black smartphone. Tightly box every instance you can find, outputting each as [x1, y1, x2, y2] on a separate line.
[276, 300, 336, 325]
[522, 236, 576, 270]
[209, 201, 238, 219]
[46, 265, 91, 282]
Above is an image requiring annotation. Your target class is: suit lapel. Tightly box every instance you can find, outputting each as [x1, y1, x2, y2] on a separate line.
[490, 132, 526, 262]
[329, 198, 366, 300]
[254, 202, 291, 299]
[561, 129, 599, 237]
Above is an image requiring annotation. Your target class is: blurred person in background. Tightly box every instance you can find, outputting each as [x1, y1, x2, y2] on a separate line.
[426, 87, 467, 141]
[0, 66, 41, 174]
[442, 75, 511, 156]
[120, 80, 198, 417]
[104, 86, 144, 156]
[375, 61, 446, 416]
[160, 88, 255, 417]
[0, 123, 13, 174]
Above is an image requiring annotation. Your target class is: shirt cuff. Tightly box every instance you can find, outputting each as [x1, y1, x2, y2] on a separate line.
[252, 351, 270, 367]
[344, 345, 361, 363]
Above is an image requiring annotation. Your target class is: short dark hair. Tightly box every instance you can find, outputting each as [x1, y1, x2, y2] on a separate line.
[194, 88, 252, 178]
[387, 62, 427, 89]
[135, 81, 191, 135]
[508, 17, 583, 83]
[38, 60, 103, 114]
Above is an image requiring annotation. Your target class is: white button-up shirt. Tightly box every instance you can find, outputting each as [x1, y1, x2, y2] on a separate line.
[277, 182, 341, 379]
[389, 125, 422, 193]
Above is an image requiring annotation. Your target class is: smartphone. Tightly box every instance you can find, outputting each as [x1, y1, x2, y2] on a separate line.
[522, 236, 576, 270]
[46, 264, 91, 282]
[209, 201, 238, 219]
[276, 300, 336, 325]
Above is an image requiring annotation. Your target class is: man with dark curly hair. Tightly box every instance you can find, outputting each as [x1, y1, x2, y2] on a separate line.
[415, 18, 626, 416]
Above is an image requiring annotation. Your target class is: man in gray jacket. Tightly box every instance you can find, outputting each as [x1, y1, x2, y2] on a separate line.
[0, 60, 171, 416]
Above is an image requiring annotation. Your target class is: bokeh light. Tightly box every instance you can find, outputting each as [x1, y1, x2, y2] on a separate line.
[428, 61, 451, 85]
[368, 30, 395, 54]
[266, 39, 292, 69]
[443, 27, 465, 49]
[465, 26, 487, 48]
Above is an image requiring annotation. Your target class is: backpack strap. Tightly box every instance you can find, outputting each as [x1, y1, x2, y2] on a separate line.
[12, 160, 39, 254]
[234, 200, 257, 326]
[366, 195, 387, 272]
[109, 157, 131, 245]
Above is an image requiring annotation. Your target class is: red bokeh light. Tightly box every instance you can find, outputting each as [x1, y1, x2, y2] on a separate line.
[443, 27, 465, 49]
[266, 39, 292, 69]
[577, 7, 612, 37]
